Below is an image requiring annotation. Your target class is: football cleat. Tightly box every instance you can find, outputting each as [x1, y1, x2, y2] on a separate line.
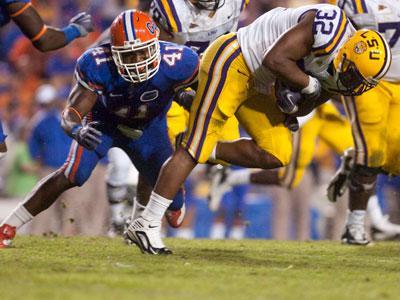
[208, 165, 232, 212]
[0, 224, 16, 249]
[341, 224, 370, 246]
[165, 203, 186, 228]
[327, 148, 354, 202]
[124, 216, 172, 255]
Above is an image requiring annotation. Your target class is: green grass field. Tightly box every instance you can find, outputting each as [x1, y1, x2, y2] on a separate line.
[1, 236, 400, 300]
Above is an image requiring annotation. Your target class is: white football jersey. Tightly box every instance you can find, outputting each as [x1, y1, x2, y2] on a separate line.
[150, 0, 248, 54]
[237, 4, 355, 95]
[338, 0, 400, 82]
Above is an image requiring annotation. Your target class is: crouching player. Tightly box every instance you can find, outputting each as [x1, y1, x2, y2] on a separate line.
[0, 10, 199, 253]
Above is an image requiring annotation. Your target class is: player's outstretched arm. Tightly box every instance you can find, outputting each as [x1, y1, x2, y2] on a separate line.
[61, 83, 101, 151]
[7, 2, 93, 52]
[264, 11, 317, 91]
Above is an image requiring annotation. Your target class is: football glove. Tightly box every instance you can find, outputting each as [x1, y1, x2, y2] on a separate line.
[69, 12, 94, 37]
[71, 121, 102, 151]
[275, 79, 302, 115]
[327, 148, 354, 202]
[284, 115, 299, 132]
[174, 88, 196, 111]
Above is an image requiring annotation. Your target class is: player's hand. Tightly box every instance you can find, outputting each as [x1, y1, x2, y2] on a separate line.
[284, 115, 299, 132]
[275, 80, 302, 115]
[72, 121, 102, 151]
[69, 12, 94, 37]
[174, 88, 196, 111]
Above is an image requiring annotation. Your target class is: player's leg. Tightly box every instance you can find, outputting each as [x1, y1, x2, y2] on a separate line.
[0, 134, 113, 248]
[129, 34, 251, 254]
[234, 92, 293, 170]
[119, 116, 182, 253]
[340, 84, 390, 245]
[106, 147, 138, 236]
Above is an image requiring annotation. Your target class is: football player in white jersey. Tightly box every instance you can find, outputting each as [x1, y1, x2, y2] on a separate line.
[125, 3, 391, 254]
[328, 0, 400, 245]
[150, 0, 249, 54]
[103, 0, 249, 232]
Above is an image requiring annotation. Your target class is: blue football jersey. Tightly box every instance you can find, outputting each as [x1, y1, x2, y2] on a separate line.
[75, 41, 199, 130]
[0, 0, 30, 27]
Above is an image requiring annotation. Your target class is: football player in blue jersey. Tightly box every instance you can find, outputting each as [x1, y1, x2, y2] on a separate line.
[0, 10, 199, 253]
[0, 0, 93, 159]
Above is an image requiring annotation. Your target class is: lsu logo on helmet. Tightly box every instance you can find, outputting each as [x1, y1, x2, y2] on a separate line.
[110, 10, 161, 83]
[334, 29, 391, 96]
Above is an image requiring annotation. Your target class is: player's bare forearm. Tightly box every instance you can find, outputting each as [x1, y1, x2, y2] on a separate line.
[61, 83, 97, 137]
[263, 11, 316, 90]
[8, 3, 92, 52]
[8, 3, 66, 51]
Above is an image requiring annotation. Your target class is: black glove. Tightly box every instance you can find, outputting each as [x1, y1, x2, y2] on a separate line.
[275, 79, 302, 115]
[284, 115, 299, 132]
[71, 121, 102, 151]
[174, 88, 196, 111]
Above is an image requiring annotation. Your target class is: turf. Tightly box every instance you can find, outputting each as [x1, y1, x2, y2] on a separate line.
[0, 237, 399, 300]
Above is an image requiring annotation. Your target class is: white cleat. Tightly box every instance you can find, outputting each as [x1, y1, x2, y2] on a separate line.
[208, 165, 232, 212]
[124, 216, 172, 255]
[341, 224, 370, 245]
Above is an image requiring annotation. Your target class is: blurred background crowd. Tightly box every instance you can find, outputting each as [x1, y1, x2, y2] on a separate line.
[0, 0, 399, 241]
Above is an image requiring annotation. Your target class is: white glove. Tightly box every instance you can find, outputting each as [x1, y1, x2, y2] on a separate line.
[69, 12, 94, 37]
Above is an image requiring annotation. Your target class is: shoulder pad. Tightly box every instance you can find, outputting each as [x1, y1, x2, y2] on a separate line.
[312, 5, 350, 56]
[75, 46, 113, 94]
[160, 42, 199, 88]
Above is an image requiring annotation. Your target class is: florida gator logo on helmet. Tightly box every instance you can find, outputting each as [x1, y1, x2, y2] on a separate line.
[110, 10, 160, 83]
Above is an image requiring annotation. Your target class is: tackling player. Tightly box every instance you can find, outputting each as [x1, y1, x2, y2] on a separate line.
[103, 0, 249, 231]
[328, 0, 400, 245]
[0, 10, 199, 253]
[126, 3, 391, 254]
[0, 0, 94, 159]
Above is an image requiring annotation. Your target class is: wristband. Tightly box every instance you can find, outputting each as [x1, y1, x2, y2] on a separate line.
[301, 76, 321, 95]
[62, 24, 81, 44]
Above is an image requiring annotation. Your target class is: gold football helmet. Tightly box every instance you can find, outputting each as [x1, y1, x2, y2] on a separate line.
[333, 29, 391, 96]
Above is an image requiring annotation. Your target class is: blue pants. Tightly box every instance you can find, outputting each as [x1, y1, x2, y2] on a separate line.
[0, 120, 7, 143]
[61, 115, 183, 211]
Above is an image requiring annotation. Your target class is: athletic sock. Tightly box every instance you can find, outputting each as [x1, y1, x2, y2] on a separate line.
[227, 169, 251, 186]
[141, 191, 172, 222]
[1, 203, 33, 229]
[347, 210, 366, 226]
[131, 198, 146, 220]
